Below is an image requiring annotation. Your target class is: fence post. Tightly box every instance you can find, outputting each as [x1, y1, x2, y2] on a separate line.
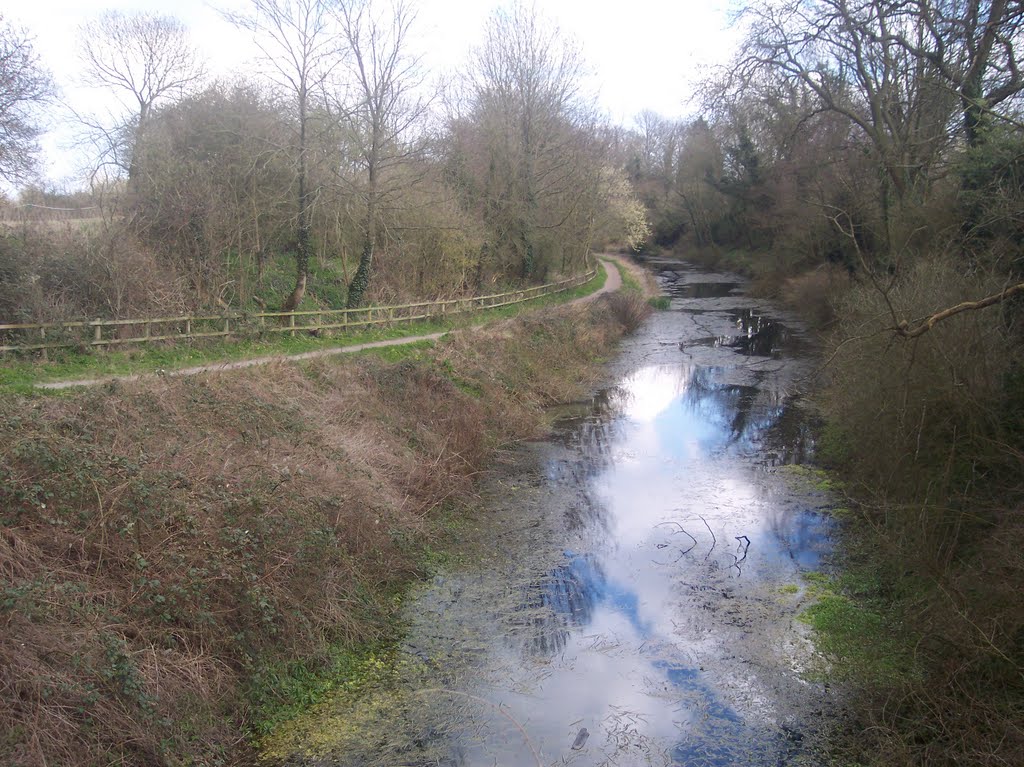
[93, 320, 102, 345]
[289, 313, 296, 337]
[39, 327, 47, 362]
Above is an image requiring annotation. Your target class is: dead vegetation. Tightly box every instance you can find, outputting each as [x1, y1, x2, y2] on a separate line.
[605, 291, 653, 334]
[0, 297, 631, 766]
[0, 221, 190, 325]
[818, 255, 1024, 766]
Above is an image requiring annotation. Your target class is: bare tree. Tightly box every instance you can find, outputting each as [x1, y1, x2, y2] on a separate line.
[737, 2, 946, 197]
[633, 110, 681, 187]
[466, 2, 594, 279]
[0, 16, 52, 184]
[129, 81, 296, 304]
[674, 118, 724, 248]
[222, 0, 341, 312]
[726, 0, 966, 252]
[868, 0, 1024, 146]
[78, 11, 205, 184]
[335, 0, 430, 308]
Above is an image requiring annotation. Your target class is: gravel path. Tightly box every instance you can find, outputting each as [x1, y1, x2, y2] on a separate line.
[36, 256, 625, 390]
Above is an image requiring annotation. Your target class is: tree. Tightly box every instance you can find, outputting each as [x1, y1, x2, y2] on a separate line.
[336, 0, 430, 308]
[734, 0, 955, 208]
[723, 0, 981, 256]
[130, 82, 296, 303]
[461, 2, 596, 280]
[674, 118, 724, 248]
[868, 0, 1024, 146]
[0, 17, 52, 184]
[78, 11, 205, 185]
[222, 0, 341, 312]
[632, 110, 680, 187]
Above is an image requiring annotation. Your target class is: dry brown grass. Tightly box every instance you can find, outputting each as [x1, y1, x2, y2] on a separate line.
[0, 297, 632, 766]
[604, 292, 652, 334]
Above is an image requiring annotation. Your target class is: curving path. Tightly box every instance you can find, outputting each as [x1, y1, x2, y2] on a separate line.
[36, 256, 625, 390]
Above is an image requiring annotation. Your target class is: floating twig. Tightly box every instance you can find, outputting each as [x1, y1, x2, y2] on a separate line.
[698, 515, 716, 560]
[655, 521, 698, 554]
[731, 535, 751, 574]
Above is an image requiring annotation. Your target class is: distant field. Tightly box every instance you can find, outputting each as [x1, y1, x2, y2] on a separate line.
[0, 216, 108, 230]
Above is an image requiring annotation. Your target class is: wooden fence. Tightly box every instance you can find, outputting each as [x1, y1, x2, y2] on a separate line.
[0, 268, 597, 355]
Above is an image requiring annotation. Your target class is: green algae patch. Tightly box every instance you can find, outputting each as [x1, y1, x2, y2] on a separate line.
[256, 646, 484, 766]
[777, 464, 836, 492]
[777, 465, 854, 518]
[258, 649, 430, 762]
[798, 572, 919, 687]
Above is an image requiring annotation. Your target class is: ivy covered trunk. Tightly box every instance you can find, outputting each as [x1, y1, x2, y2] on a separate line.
[347, 160, 378, 309]
[346, 242, 373, 308]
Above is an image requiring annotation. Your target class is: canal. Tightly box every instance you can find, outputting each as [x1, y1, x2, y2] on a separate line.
[272, 258, 842, 766]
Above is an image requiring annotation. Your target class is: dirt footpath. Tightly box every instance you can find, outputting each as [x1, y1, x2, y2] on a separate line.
[36, 256, 627, 391]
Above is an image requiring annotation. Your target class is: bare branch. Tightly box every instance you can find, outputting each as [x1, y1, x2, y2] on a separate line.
[0, 18, 53, 183]
[895, 281, 1024, 338]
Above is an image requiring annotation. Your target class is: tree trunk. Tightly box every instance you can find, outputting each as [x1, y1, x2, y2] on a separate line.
[281, 273, 307, 314]
[347, 161, 378, 308]
[347, 242, 373, 308]
[292, 83, 311, 310]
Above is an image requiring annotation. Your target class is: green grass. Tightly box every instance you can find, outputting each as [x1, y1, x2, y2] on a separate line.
[232, 253, 350, 313]
[0, 264, 607, 394]
[647, 296, 671, 310]
[349, 339, 436, 364]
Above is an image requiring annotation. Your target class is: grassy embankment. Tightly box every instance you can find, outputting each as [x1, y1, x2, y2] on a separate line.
[0, 264, 607, 394]
[607, 254, 669, 309]
[659, 241, 1024, 765]
[0, 278, 651, 766]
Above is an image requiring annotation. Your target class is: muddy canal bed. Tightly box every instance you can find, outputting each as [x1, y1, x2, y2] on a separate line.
[268, 260, 843, 766]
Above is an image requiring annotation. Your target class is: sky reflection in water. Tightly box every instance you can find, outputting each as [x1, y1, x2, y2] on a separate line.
[464, 348, 831, 766]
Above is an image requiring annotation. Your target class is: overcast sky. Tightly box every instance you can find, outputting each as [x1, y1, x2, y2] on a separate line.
[7, 0, 740, 188]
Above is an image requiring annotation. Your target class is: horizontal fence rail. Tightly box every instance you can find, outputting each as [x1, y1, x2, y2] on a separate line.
[0, 268, 596, 355]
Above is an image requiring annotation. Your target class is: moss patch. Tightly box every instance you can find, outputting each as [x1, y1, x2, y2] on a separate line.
[799, 572, 919, 687]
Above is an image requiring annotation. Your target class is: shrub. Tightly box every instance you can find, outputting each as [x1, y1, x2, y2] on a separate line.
[603, 291, 651, 333]
[821, 254, 1024, 766]
[781, 265, 848, 328]
[0, 221, 190, 324]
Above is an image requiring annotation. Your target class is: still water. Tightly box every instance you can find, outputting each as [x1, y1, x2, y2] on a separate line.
[278, 259, 840, 766]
